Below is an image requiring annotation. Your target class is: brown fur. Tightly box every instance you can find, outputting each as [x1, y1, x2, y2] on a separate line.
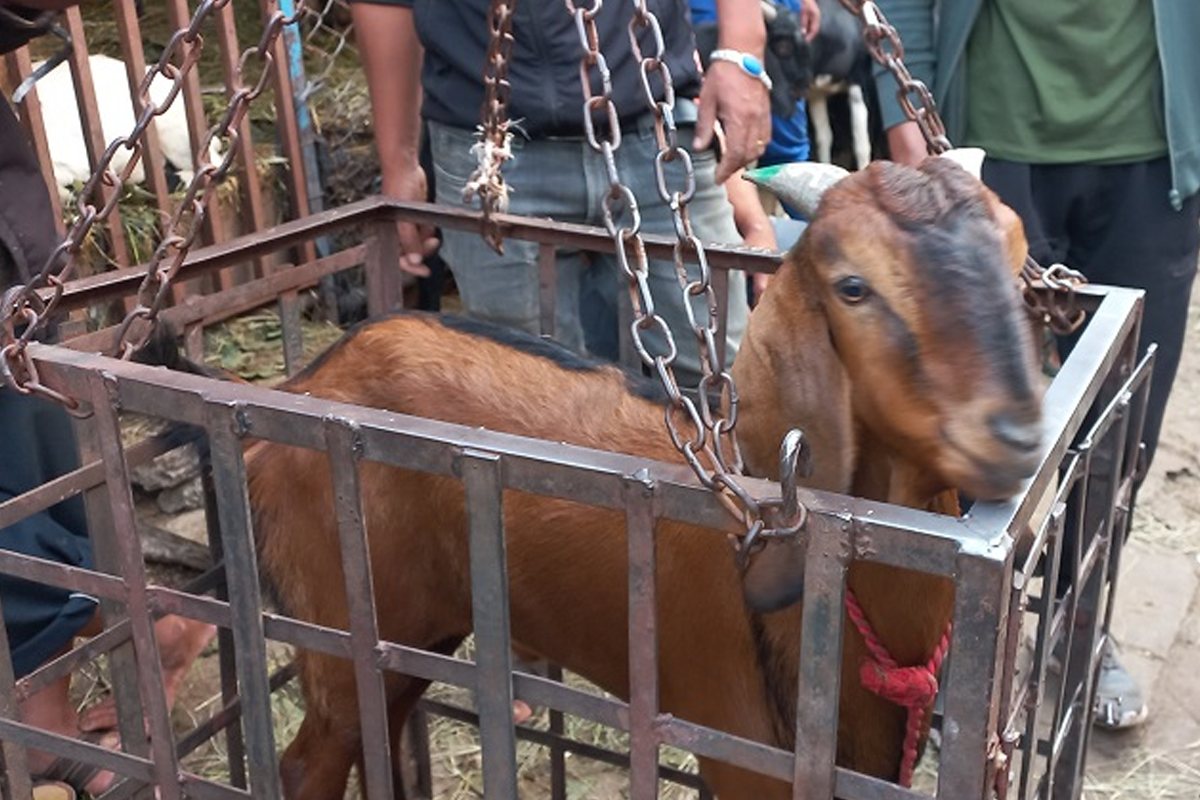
[248, 160, 1041, 799]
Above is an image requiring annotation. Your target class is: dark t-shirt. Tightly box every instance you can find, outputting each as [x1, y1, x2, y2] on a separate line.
[358, 0, 703, 137]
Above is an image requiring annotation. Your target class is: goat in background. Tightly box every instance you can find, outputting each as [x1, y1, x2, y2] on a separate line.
[28, 54, 221, 201]
[808, 0, 874, 169]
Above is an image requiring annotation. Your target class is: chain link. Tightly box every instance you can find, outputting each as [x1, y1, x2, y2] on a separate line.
[463, 0, 518, 254]
[0, 0, 301, 405]
[836, 0, 1087, 332]
[555, 0, 810, 557]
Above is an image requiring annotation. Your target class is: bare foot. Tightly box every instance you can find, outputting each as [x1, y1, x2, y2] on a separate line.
[21, 676, 120, 796]
[79, 615, 216, 732]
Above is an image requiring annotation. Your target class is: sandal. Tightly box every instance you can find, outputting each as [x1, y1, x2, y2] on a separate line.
[32, 781, 76, 800]
[30, 728, 118, 798]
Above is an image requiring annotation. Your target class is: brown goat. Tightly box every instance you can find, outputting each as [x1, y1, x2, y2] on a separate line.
[246, 157, 1042, 799]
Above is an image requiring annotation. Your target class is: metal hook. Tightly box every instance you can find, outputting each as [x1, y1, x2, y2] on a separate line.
[778, 428, 812, 525]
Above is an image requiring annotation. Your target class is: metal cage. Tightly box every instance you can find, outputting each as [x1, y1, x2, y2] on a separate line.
[0, 197, 1150, 800]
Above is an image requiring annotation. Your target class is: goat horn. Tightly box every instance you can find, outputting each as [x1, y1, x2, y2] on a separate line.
[938, 147, 987, 180]
[743, 162, 851, 218]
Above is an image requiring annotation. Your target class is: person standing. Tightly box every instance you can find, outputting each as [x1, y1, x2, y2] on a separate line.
[350, 0, 773, 384]
[874, 0, 1200, 730]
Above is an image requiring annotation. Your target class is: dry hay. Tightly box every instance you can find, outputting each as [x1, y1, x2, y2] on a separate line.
[1083, 742, 1200, 800]
[422, 639, 702, 800]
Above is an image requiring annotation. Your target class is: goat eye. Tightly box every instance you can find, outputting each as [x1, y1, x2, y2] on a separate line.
[834, 276, 871, 303]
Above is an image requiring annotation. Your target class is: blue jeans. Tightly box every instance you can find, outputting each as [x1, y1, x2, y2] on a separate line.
[428, 114, 748, 386]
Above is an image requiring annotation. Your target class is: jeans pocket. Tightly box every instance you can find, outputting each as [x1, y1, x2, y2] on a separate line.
[429, 121, 526, 195]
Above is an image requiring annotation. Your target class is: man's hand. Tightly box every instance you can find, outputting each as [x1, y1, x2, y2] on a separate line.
[886, 121, 929, 167]
[381, 165, 438, 278]
[799, 0, 821, 41]
[351, 2, 437, 278]
[693, 0, 771, 184]
[694, 61, 772, 184]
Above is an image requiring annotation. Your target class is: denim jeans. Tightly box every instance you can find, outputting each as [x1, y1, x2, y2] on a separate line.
[428, 114, 748, 387]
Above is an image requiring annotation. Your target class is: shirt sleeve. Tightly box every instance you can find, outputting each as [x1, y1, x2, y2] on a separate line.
[871, 0, 938, 132]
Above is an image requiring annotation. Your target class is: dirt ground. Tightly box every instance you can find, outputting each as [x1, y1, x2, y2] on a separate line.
[1082, 280, 1200, 796]
[135, 278, 1200, 799]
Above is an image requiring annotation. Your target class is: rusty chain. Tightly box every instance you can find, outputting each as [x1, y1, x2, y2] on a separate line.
[562, 0, 807, 561]
[836, 0, 1086, 335]
[0, 0, 299, 412]
[464, 0, 517, 253]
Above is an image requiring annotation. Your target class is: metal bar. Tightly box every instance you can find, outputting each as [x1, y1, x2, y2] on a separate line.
[0, 718, 156, 785]
[0, 592, 33, 800]
[0, 435, 172, 528]
[86, 370, 182, 798]
[214, 1, 270, 284]
[938, 544, 1011, 800]
[32, 342, 1009, 562]
[112, 0, 172, 221]
[63, 244, 365, 354]
[204, 401, 281, 799]
[653, 715, 792, 783]
[265, 0, 320, 269]
[791, 512, 850, 798]
[365, 222, 403, 316]
[278, 289, 305, 375]
[461, 449, 520, 799]
[0, 547, 124, 604]
[71, 401, 150, 772]
[418, 697, 708, 791]
[46, 197, 783, 315]
[625, 473, 661, 800]
[833, 766, 941, 800]
[711, 264, 730, 372]
[165, 0, 226, 254]
[201, 464, 248, 790]
[15, 619, 130, 700]
[548, 663, 568, 800]
[324, 417, 395, 800]
[64, 7, 131, 269]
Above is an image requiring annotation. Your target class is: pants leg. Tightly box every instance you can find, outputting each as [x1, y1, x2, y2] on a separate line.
[983, 157, 1199, 473]
[427, 121, 592, 355]
[0, 391, 96, 678]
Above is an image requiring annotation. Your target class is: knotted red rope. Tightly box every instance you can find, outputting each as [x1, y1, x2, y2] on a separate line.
[845, 587, 952, 787]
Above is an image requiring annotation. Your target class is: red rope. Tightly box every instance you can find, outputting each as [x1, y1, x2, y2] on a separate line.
[845, 587, 952, 788]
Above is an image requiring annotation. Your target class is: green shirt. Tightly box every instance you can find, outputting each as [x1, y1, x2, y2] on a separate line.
[964, 0, 1167, 165]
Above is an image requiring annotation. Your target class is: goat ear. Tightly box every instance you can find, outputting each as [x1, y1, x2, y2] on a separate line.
[744, 162, 850, 219]
[938, 147, 986, 181]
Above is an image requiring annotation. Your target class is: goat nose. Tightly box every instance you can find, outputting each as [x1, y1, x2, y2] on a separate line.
[989, 409, 1042, 454]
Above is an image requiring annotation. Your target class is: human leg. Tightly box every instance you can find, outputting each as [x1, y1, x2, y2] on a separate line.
[981, 159, 1196, 729]
[1061, 158, 1200, 473]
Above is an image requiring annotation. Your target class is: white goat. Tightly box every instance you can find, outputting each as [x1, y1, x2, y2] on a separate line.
[808, 0, 871, 170]
[29, 54, 220, 201]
